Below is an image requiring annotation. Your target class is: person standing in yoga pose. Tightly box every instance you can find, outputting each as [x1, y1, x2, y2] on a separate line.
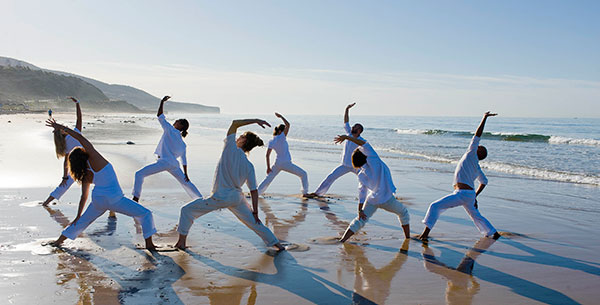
[418, 112, 500, 241]
[310, 103, 364, 197]
[257, 112, 309, 196]
[334, 135, 411, 243]
[132, 95, 202, 203]
[45, 118, 157, 249]
[174, 118, 284, 251]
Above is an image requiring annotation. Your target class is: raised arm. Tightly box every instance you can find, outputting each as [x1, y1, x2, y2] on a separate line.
[157, 95, 171, 117]
[227, 119, 271, 136]
[275, 112, 290, 136]
[344, 103, 356, 124]
[475, 111, 497, 137]
[334, 134, 366, 146]
[69, 97, 82, 131]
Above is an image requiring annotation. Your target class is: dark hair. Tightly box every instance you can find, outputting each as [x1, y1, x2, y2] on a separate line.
[352, 123, 364, 134]
[351, 148, 367, 168]
[177, 119, 189, 138]
[241, 131, 264, 152]
[477, 146, 488, 160]
[68, 147, 89, 183]
[273, 124, 286, 135]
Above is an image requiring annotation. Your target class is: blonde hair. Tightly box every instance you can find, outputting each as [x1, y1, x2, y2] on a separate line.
[53, 129, 67, 158]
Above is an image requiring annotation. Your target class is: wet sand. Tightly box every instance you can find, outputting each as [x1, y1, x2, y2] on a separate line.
[1, 113, 599, 304]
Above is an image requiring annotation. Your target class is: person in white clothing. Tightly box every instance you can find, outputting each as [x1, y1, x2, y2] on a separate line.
[333, 135, 411, 242]
[44, 118, 158, 250]
[174, 118, 285, 251]
[40, 97, 83, 206]
[309, 103, 365, 197]
[419, 112, 501, 241]
[258, 112, 309, 196]
[132, 95, 202, 203]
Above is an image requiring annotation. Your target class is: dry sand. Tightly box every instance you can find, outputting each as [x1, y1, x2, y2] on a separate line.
[1, 113, 599, 304]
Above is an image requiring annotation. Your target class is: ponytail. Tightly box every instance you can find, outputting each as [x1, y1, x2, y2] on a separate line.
[178, 119, 190, 138]
[241, 131, 264, 152]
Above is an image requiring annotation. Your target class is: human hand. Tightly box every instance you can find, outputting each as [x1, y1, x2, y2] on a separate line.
[68, 97, 78, 103]
[45, 118, 64, 130]
[184, 174, 190, 182]
[334, 135, 347, 144]
[484, 112, 497, 118]
[266, 167, 272, 174]
[256, 119, 271, 129]
[346, 102, 356, 110]
[275, 112, 282, 118]
[358, 210, 367, 220]
[474, 199, 478, 209]
[253, 212, 262, 224]
[161, 96, 171, 102]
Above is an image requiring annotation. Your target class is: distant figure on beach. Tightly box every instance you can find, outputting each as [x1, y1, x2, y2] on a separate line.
[40, 98, 83, 206]
[334, 134, 410, 242]
[418, 112, 501, 241]
[132, 95, 202, 203]
[44, 118, 157, 250]
[257, 112, 309, 197]
[174, 118, 284, 251]
[309, 103, 364, 197]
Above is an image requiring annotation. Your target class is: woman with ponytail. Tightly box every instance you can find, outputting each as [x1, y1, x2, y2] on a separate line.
[257, 112, 309, 196]
[40, 97, 84, 206]
[132, 95, 202, 203]
[44, 118, 157, 250]
[174, 118, 284, 251]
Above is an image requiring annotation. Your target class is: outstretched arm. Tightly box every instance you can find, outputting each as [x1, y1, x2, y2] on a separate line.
[475, 111, 497, 137]
[69, 97, 82, 131]
[157, 96, 171, 117]
[275, 112, 290, 136]
[334, 134, 366, 146]
[227, 119, 271, 136]
[344, 103, 356, 124]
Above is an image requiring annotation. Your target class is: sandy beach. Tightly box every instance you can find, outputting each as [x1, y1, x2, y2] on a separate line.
[1, 112, 599, 305]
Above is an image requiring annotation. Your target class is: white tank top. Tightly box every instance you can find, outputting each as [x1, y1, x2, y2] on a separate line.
[88, 162, 124, 201]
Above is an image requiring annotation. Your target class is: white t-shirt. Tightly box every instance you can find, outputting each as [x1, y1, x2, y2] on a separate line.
[453, 136, 488, 189]
[268, 133, 292, 164]
[210, 134, 258, 201]
[341, 122, 366, 167]
[356, 142, 396, 205]
[64, 127, 82, 154]
[154, 114, 187, 166]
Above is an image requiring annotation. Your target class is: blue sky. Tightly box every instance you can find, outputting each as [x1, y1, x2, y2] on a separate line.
[1, 1, 599, 116]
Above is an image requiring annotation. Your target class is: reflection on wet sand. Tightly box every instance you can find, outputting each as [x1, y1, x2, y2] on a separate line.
[341, 240, 410, 305]
[422, 236, 497, 305]
[42, 205, 121, 304]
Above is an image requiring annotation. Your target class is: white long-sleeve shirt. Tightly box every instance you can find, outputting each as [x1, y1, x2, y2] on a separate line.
[268, 133, 292, 164]
[453, 136, 488, 188]
[211, 134, 258, 200]
[341, 122, 366, 167]
[154, 114, 187, 166]
[356, 142, 396, 205]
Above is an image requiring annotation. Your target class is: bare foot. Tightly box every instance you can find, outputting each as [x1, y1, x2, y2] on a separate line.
[174, 242, 187, 250]
[492, 232, 501, 240]
[274, 243, 286, 252]
[108, 211, 117, 218]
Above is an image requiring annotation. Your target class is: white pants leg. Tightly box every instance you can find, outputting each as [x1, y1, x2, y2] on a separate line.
[347, 196, 410, 234]
[166, 166, 203, 200]
[49, 175, 75, 200]
[108, 197, 157, 239]
[178, 195, 280, 247]
[62, 196, 157, 240]
[422, 190, 496, 236]
[258, 161, 309, 195]
[257, 164, 283, 194]
[314, 164, 356, 196]
[228, 198, 280, 247]
[132, 160, 172, 198]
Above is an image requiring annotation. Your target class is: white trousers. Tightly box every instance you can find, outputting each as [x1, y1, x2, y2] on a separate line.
[257, 161, 308, 195]
[49, 175, 75, 200]
[132, 159, 202, 199]
[422, 189, 497, 236]
[177, 194, 280, 247]
[314, 164, 357, 196]
[346, 196, 410, 233]
[62, 196, 157, 240]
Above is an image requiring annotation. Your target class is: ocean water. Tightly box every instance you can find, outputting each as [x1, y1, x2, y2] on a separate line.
[166, 114, 599, 187]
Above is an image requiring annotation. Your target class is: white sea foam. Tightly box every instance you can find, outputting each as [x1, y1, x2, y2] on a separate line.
[548, 136, 600, 146]
[394, 128, 429, 135]
[482, 162, 600, 186]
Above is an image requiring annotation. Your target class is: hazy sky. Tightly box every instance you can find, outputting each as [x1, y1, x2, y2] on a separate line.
[2, 0, 599, 117]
